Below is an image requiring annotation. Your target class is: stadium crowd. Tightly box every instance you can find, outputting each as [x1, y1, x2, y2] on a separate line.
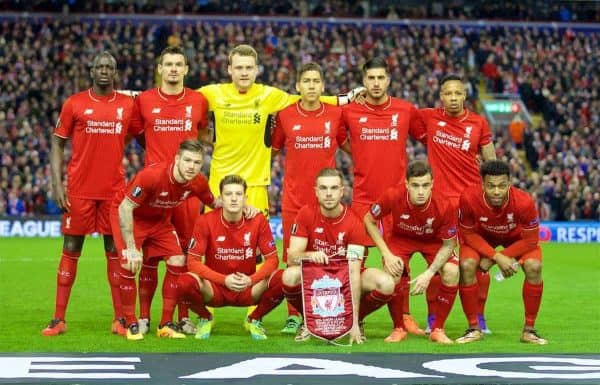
[3, 1, 599, 22]
[0, 17, 598, 220]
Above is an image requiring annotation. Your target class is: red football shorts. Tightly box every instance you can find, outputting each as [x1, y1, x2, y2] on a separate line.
[459, 243, 543, 263]
[110, 208, 183, 263]
[207, 282, 255, 307]
[61, 196, 112, 235]
[387, 238, 459, 273]
[171, 196, 202, 253]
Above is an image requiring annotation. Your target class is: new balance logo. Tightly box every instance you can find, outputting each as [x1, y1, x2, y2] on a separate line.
[84, 109, 93, 115]
[400, 214, 410, 219]
[479, 217, 488, 222]
[359, 117, 368, 123]
[152, 108, 161, 113]
[437, 121, 447, 127]
[292, 124, 301, 131]
[315, 227, 324, 233]
[217, 236, 226, 242]
[159, 191, 169, 196]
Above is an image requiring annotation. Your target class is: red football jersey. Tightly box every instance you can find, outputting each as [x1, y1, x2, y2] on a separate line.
[188, 208, 277, 276]
[342, 97, 426, 205]
[291, 204, 370, 259]
[272, 102, 347, 212]
[419, 108, 492, 198]
[130, 87, 208, 166]
[370, 185, 457, 245]
[113, 162, 214, 222]
[459, 185, 539, 246]
[54, 89, 137, 199]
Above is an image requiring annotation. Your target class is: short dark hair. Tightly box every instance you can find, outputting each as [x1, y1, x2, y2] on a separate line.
[297, 62, 323, 82]
[316, 168, 344, 184]
[480, 160, 511, 179]
[219, 174, 247, 193]
[440, 74, 464, 87]
[406, 160, 432, 179]
[92, 51, 117, 68]
[158, 46, 187, 65]
[362, 57, 389, 75]
[177, 139, 205, 155]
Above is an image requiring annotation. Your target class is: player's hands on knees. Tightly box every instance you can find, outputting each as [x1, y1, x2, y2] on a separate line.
[349, 324, 364, 345]
[479, 257, 494, 272]
[123, 248, 143, 273]
[409, 269, 434, 295]
[494, 252, 519, 278]
[309, 251, 329, 265]
[242, 204, 260, 219]
[225, 273, 249, 292]
[383, 254, 404, 277]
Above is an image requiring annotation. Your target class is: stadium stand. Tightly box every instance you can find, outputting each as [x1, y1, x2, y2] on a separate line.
[0, 13, 597, 220]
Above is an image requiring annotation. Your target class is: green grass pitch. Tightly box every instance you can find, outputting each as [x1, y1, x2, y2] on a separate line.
[1, 238, 598, 353]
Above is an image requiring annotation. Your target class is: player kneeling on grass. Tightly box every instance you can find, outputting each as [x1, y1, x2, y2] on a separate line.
[456, 160, 547, 345]
[282, 168, 395, 344]
[177, 175, 284, 340]
[364, 160, 459, 344]
[113, 140, 216, 341]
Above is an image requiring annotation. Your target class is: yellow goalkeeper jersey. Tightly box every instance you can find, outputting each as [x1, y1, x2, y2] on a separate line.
[198, 83, 336, 187]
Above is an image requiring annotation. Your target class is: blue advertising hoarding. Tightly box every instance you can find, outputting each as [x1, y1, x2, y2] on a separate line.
[0, 217, 598, 243]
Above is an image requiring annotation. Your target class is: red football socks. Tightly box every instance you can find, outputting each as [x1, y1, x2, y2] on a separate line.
[53, 249, 81, 320]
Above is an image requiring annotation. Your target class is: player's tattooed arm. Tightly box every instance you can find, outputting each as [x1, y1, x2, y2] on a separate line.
[410, 237, 456, 295]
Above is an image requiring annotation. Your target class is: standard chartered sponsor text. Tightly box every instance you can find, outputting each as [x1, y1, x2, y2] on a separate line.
[215, 247, 246, 261]
[153, 118, 186, 132]
[433, 130, 463, 148]
[295, 135, 326, 149]
[360, 127, 391, 140]
[86, 120, 117, 134]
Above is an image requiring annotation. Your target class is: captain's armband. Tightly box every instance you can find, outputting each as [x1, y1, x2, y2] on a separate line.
[346, 244, 365, 261]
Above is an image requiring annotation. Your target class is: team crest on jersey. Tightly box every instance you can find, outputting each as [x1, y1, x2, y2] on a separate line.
[464, 125, 472, 138]
[370, 204, 381, 217]
[507, 213, 514, 223]
[185, 105, 192, 118]
[243, 232, 252, 246]
[116, 107, 123, 120]
[336, 232, 345, 245]
[425, 217, 435, 234]
[132, 186, 142, 198]
[390, 113, 399, 127]
[324, 121, 331, 134]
